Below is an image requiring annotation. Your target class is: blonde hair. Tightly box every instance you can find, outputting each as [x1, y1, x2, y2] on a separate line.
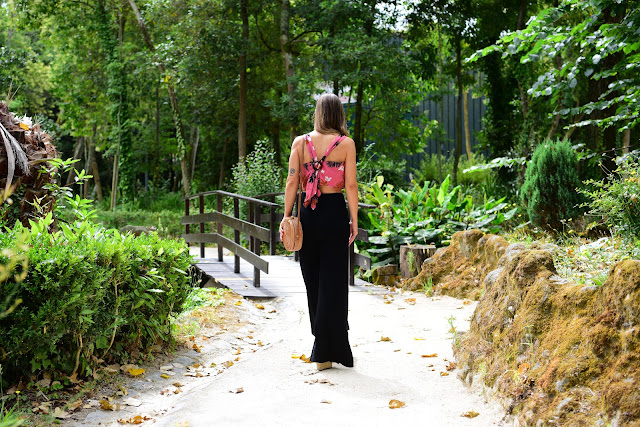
[314, 93, 348, 136]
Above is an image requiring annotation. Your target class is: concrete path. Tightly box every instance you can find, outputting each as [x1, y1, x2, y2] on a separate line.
[73, 286, 505, 426]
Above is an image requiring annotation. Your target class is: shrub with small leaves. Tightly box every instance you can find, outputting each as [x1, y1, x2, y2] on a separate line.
[580, 152, 640, 241]
[520, 139, 584, 231]
[231, 139, 282, 198]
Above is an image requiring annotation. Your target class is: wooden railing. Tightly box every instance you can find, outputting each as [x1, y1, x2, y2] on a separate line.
[183, 190, 374, 288]
[182, 191, 279, 287]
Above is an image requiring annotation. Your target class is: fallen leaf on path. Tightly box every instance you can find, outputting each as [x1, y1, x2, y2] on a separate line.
[173, 382, 183, 387]
[234, 357, 240, 362]
[160, 389, 170, 395]
[427, 364, 434, 367]
[53, 407, 70, 419]
[124, 398, 142, 407]
[414, 337, 425, 341]
[440, 372, 449, 376]
[174, 387, 183, 394]
[175, 422, 189, 427]
[229, 387, 244, 394]
[210, 362, 217, 368]
[223, 361, 234, 368]
[269, 309, 277, 313]
[318, 379, 335, 385]
[405, 298, 416, 305]
[393, 349, 401, 352]
[291, 353, 301, 359]
[68, 399, 83, 411]
[421, 353, 437, 358]
[234, 301, 242, 306]
[161, 374, 170, 379]
[300, 354, 312, 363]
[99, 399, 120, 411]
[117, 415, 152, 424]
[446, 361, 457, 371]
[192, 344, 202, 353]
[461, 411, 479, 418]
[128, 368, 145, 377]
[247, 335, 253, 339]
[321, 399, 331, 404]
[257, 341, 264, 346]
[389, 399, 405, 409]
[255, 303, 264, 309]
[463, 300, 472, 305]
[234, 348, 241, 355]
[380, 336, 391, 342]
[384, 300, 391, 304]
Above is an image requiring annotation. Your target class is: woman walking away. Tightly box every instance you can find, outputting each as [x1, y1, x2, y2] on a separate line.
[280, 93, 358, 371]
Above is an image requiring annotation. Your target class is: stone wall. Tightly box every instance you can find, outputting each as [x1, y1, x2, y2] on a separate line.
[413, 229, 640, 425]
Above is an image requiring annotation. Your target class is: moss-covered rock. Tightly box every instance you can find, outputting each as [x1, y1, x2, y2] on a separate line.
[402, 229, 510, 299]
[455, 252, 640, 426]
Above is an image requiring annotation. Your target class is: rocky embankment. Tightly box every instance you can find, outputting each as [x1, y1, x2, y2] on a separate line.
[400, 230, 640, 426]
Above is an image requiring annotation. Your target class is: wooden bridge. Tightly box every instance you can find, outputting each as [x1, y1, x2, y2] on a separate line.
[182, 191, 375, 298]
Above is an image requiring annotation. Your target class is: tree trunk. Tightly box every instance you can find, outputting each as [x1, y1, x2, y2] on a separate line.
[354, 81, 364, 153]
[66, 137, 84, 186]
[189, 125, 200, 183]
[83, 134, 91, 199]
[271, 120, 281, 167]
[90, 125, 103, 203]
[623, 128, 630, 155]
[238, 0, 249, 160]
[128, 0, 190, 194]
[452, 37, 463, 186]
[463, 90, 471, 161]
[219, 138, 230, 188]
[279, 0, 296, 144]
[110, 98, 122, 211]
[400, 244, 437, 278]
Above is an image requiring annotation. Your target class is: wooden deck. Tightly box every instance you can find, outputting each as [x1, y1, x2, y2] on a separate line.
[190, 247, 381, 298]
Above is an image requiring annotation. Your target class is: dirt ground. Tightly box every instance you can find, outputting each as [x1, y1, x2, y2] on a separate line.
[62, 279, 506, 427]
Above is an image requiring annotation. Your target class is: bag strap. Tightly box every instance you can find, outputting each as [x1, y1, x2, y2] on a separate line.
[296, 142, 303, 218]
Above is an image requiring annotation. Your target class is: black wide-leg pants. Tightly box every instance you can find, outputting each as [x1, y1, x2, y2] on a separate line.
[298, 192, 354, 367]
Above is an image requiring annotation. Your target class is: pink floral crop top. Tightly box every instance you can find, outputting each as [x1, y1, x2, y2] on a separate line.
[301, 134, 346, 209]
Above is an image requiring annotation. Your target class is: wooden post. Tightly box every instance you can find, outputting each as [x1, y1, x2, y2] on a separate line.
[199, 194, 205, 258]
[184, 198, 190, 236]
[253, 203, 261, 287]
[269, 194, 276, 255]
[217, 193, 223, 262]
[233, 198, 240, 273]
[248, 201, 254, 253]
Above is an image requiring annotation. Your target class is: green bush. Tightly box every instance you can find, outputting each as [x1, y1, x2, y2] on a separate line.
[0, 217, 194, 385]
[580, 152, 640, 240]
[231, 139, 282, 198]
[520, 139, 584, 231]
[94, 208, 184, 238]
[412, 153, 497, 189]
[357, 145, 408, 189]
[362, 175, 516, 266]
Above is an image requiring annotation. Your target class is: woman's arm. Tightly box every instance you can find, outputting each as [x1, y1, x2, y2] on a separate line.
[282, 137, 303, 218]
[344, 138, 358, 245]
